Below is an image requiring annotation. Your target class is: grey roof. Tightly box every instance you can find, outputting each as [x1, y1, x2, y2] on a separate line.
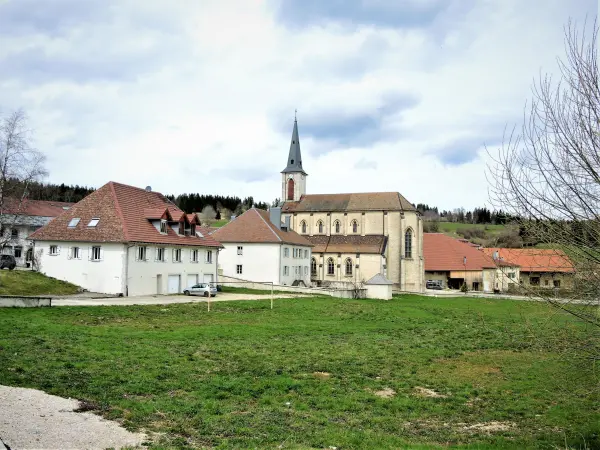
[365, 273, 394, 285]
[281, 119, 307, 175]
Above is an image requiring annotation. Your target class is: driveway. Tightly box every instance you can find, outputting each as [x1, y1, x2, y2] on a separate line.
[52, 292, 304, 306]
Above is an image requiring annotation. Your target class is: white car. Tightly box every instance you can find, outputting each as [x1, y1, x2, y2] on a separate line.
[183, 283, 217, 297]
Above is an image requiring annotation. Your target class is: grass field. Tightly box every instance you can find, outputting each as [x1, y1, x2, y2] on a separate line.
[0, 296, 598, 449]
[0, 270, 80, 296]
[437, 222, 508, 236]
[211, 219, 229, 227]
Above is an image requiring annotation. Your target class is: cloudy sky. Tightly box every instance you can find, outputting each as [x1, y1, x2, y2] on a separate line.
[0, 0, 596, 210]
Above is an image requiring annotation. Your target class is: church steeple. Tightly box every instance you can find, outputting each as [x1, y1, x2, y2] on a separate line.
[281, 115, 307, 176]
[281, 114, 307, 203]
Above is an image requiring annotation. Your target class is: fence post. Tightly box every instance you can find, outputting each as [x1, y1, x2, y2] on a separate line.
[271, 283, 273, 310]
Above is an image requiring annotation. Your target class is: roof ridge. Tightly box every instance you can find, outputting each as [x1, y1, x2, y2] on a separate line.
[109, 182, 130, 241]
[254, 208, 282, 242]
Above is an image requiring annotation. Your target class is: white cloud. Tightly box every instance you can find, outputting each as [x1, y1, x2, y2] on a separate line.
[0, 0, 595, 209]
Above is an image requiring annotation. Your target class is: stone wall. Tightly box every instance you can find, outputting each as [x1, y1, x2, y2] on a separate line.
[0, 296, 52, 307]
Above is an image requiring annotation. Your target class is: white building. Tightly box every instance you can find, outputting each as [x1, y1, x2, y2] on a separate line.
[30, 182, 222, 296]
[211, 208, 313, 286]
[1, 199, 73, 267]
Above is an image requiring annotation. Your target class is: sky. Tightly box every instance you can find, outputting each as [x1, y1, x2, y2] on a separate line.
[0, 0, 596, 210]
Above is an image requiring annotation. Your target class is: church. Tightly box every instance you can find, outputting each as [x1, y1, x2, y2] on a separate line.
[279, 118, 424, 293]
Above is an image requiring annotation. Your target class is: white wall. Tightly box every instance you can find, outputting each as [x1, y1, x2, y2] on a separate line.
[36, 241, 126, 294]
[279, 244, 311, 286]
[219, 242, 281, 284]
[218, 242, 312, 286]
[126, 245, 218, 296]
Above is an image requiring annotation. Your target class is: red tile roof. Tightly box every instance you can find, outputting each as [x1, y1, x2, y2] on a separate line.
[282, 192, 416, 212]
[424, 233, 508, 271]
[211, 208, 313, 246]
[483, 248, 575, 273]
[29, 182, 222, 248]
[3, 198, 74, 217]
[306, 235, 387, 254]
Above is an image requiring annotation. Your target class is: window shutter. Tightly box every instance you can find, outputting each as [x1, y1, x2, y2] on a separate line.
[135, 247, 139, 261]
[154, 248, 159, 261]
[145, 248, 149, 261]
[57, 246, 61, 255]
[67, 247, 72, 260]
[99, 247, 104, 261]
[88, 247, 92, 261]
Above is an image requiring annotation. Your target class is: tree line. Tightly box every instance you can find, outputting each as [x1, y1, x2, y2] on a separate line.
[415, 203, 518, 225]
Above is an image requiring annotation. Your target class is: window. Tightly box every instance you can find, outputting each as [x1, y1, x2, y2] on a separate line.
[88, 218, 100, 227]
[160, 220, 167, 234]
[49, 245, 58, 256]
[345, 258, 353, 276]
[554, 279, 561, 288]
[287, 178, 295, 201]
[530, 276, 540, 286]
[237, 246, 243, 255]
[191, 249, 199, 262]
[351, 220, 358, 233]
[334, 220, 340, 234]
[295, 266, 299, 275]
[91, 246, 101, 261]
[311, 257, 317, 276]
[191, 224, 196, 235]
[71, 247, 80, 259]
[293, 248, 296, 258]
[544, 279, 549, 286]
[206, 250, 213, 263]
[236, 264, 243, 274]
[284, 247, 289, 257]
[301, 221, 307, 234]
[26, 248, 33, 261]
[317, 220, 324, 234]
[284, 266, 289, 276]
[327, 258, 335, 275]
[304, 249, 308, 258]
[11, 228, 18, 239]
[405, 229, 413, 258]
[14, 246, 22, 258]
[156, 248, 165, 262]
[507, 272, 516, 279]
[137, 246, 147, 261]
[68, 218, 80, 228]
[304, 266, 308, 275]
[174, 248, 182, 262]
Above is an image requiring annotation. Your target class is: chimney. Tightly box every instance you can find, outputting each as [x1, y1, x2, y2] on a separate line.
[145, 186, 152, 192]
[493, 251, 499, 260]
[269, 207, 282, 230]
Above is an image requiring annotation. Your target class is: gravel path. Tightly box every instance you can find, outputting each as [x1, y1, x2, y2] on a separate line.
[0, 385, 146, 449]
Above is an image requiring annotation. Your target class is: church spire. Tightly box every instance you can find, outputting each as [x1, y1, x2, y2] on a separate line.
[281, 114, 307, 175]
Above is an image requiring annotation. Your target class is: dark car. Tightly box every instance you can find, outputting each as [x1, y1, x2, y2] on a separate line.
[426, 280, 443, 290]
[0, 254, 16, 270]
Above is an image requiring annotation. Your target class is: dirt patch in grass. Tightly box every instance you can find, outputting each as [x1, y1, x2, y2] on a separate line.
[313, 371, 331, 379]
[372, 388, 396, 398]
[460, 421, 516, 433]
[413, 386, 448, 398]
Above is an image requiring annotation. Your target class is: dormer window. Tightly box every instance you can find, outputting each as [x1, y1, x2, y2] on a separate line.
[160, 220, 167, 234]
[191, 224, 196, 235]
[87, 218, 100, 227]
[68, 218, 80, 228]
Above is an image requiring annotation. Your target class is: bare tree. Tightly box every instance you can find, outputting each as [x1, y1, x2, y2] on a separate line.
[487, 19, 600, 369]
[0, 110, 47, 252]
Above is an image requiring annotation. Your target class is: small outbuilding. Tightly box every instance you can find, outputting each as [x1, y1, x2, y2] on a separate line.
[365, 273, 394, 300]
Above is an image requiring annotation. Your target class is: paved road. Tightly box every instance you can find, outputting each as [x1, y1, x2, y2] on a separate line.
[0, 385, 146, 450]
[52, 292, 302, 306]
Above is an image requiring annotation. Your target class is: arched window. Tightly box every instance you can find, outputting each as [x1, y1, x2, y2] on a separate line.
[287, 178, 295, 201]
[311, 257, 317, 276]
[317, 220, 324, 234]
[345, 258, 353, 276]
[405, 228, 413, 258]
[351, 220, 358, 233]
[300, 221, 307, 234]
[327, 257, 335, 275]
[334, 220, 340, 234]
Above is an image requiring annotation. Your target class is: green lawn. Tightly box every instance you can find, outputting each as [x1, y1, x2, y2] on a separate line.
[211, 219, 229, 227]
[437, 222, 508, 236]
[0, 270, 80, 296]
[0, 296, 598, 449]
[219, 285, 298, 295]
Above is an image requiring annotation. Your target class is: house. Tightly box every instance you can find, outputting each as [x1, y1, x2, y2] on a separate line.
[279, 118, 424, 292]
[483, 248, 575, 289]
[0, 198, 73, 267]
[29, 182, 222, 296]
[210, 207, 313, 286]
[424, 233, 520, 292]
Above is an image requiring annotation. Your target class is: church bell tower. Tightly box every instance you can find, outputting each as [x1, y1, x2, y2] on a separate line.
[281, 115, 307, 202]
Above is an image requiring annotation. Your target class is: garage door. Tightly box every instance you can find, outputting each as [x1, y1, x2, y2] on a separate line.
[203, 273, 214, 285]
[187, 274, 198, 289]
[167, 275, 181, 294]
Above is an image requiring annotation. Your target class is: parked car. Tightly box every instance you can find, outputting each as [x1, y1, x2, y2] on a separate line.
[426, 280, 443, 290]
[0, 254, 16, 270]
[183, 282, 217, 297]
